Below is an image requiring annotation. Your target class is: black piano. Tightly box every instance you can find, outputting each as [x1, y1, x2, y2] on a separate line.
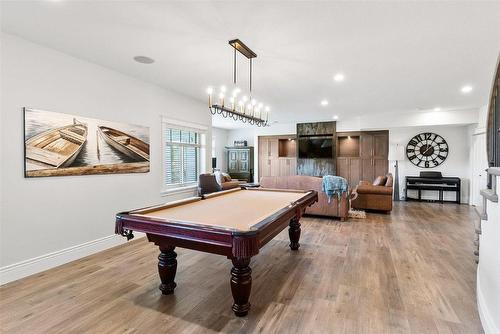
[405, 171, 461, 204]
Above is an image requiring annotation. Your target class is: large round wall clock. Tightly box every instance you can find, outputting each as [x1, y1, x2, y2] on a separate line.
[406, 132, 449, 168]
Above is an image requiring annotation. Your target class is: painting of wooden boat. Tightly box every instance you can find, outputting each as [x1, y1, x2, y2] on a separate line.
[25, 119, 88, 169]
[24, 108, 150, 177]
[97, 126, 150, 161]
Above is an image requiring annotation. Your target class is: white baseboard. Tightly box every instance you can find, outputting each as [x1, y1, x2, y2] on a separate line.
[477, 275, 500, 334]
[0, 234, 131, 285]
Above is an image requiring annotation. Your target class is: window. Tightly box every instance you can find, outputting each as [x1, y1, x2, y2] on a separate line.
[162, 120, 206, 190]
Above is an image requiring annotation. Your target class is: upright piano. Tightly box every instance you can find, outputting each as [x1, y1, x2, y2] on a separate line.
[405, 171, 461, 204]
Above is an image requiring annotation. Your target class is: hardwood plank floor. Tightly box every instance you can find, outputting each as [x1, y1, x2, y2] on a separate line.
[0, 202, 483, 333]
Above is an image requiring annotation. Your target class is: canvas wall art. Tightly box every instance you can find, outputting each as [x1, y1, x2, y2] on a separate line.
[24, 108, 150, 177]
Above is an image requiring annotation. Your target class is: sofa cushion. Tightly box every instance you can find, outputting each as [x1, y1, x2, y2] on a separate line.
[356, 184, 393, 195]
[372, 176, 387, 186]
[221, 180, 244, 190]
[385, 174, 393, 187]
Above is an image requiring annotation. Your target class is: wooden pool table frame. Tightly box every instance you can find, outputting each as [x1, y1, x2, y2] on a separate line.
[115, 188, 318, 316]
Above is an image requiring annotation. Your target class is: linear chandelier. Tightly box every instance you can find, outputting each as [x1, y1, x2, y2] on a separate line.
[207, 39, 270, 127]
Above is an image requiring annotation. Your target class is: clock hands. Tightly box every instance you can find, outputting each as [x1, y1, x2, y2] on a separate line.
[422, 145, 433, 155]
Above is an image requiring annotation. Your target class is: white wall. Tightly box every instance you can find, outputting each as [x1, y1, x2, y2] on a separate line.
[337, 109, 478, 132]
[478, 174, 500, 334]
[0, 33, 210, 282]
[389, 125, 471, 203]
[211, 127, 228, 172]
[475, 99, 500, 333]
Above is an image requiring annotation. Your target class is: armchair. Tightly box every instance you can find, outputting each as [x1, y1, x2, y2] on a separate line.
[351, 174, 393, 212]
[198, 172, 246, 196]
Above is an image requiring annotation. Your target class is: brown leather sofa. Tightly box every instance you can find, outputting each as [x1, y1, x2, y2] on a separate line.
[351, 174, 393, 212]
[259, 175, 349, 220]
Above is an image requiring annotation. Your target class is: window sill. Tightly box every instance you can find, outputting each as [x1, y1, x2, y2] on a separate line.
[160, 185, 198, 197]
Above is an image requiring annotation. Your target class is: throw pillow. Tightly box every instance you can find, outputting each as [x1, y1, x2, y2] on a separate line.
[221, 172, 232, 182]
[214, 171, 222, 186]
[372, 176, 387, 186]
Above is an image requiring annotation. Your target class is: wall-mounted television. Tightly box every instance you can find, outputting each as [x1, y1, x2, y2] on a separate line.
[298, 136, 333, 159]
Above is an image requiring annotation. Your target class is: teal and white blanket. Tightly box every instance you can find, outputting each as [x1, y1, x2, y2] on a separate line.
[322, 175, 348, 203]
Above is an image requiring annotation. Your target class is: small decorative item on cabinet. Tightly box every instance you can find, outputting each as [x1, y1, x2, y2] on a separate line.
[234, 140, 247, 147]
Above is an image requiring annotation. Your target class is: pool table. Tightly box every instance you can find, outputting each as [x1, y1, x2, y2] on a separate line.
[115, 187, 318, 316]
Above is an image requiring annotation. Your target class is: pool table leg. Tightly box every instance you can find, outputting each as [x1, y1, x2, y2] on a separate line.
[230, 257, 252, 317]
[289, 217, 301, 250]
[158, 245, 177, 295]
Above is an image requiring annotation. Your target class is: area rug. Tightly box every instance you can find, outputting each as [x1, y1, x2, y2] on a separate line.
[348, 209, 366, 219]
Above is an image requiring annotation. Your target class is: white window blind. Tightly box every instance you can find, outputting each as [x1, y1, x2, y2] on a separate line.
[163, 124, 203, 188]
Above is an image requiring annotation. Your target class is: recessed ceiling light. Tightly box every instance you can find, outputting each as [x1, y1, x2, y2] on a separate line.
[461, 85, 473, 94]
[433, 107, 441, 111]
[320, 99, 329, 106]
[333, 115, 339, 120]
[133, 56, 155, 64]
[333, 73, 345, 82]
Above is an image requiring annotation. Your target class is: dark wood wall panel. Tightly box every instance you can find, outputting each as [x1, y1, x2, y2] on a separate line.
[296, 122, 336, 176]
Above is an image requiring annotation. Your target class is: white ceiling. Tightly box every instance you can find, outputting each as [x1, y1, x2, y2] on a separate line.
[2, 1, 500, 129]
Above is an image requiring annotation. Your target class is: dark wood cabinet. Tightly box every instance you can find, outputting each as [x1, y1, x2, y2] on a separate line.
[359, 131, 388, 182]
[361, 158, 374, 183]
[337, 130, 388, 187]
[226, 146, 254, 182]
[337, 156, 361, 187]
[373, 133, 388, 159]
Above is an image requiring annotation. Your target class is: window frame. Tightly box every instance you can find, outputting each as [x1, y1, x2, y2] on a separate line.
[161, 117, 207, 194]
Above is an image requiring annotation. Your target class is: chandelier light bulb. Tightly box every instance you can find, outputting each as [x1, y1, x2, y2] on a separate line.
[220, 85, 226, 93]
[265, 106, 270, 112]
[242, 95, 248, 102]
[238, 100, 244, 106]
[230, 97, 235, 103]
[206, 87, 213, 95]
[251, 99, 257, 106]
[232, 88, 241, 96]
[258, 103, 263, 109]
[218, 92, 225, 107]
